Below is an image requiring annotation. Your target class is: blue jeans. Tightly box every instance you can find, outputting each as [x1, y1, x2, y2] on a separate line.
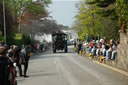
[103, 51, 106, 57]
[106, 50, 112, 59]
[91, 49, 96, 56]
[111, 51, 117, 60]
[88, 47, 92, 53]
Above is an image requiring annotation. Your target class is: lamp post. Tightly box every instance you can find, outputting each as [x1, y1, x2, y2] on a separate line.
[3, 1, 7, 44]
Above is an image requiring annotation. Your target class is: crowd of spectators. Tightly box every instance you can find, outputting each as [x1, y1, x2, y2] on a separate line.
[75, 37, 120, 61]
[0, 41, 48, 85]
[0, 42, 35, 85]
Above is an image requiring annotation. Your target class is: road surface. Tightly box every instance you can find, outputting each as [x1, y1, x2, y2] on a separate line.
[18, 46, 128, 85]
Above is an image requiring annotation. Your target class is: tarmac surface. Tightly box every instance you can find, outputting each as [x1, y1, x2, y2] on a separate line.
[18, 46, 128, 85]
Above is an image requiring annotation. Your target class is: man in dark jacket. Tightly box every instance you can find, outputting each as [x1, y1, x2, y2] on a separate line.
[21, 46, 31, 78]
[77, 40, 83, 54]
[0, 46, 9, 85]
[24, 46, 30, 78]
[13, 46, 23, 77]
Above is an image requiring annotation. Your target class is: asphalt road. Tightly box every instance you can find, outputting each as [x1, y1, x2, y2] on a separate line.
[18, 46, 128, 85]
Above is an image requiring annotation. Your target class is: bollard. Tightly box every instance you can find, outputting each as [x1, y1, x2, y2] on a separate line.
[74, 47, 77, 52]
[89, 53, 92, 59]
[100, 55, 104, 63]
[79, 50, 82, 56]
[29, 52, 33, 57]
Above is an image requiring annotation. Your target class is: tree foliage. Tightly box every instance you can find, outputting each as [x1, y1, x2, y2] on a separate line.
[116, 0, 128, 22]
[73, 0, 120, 41]
[0, 0, 51, 45]
[5, 0, 51, 30]
[0, 2, 17, 35]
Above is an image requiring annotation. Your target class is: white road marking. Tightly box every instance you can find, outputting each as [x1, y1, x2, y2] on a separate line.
[55, 57, 79, 85]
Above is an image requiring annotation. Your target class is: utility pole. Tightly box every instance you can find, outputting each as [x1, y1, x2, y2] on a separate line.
[92, 13, 95, 39]
[3, 1, 7, 44]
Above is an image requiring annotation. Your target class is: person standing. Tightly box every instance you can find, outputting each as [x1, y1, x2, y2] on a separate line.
[23, 46, 30, 78]
[103, 37, 107, 44]
[77, 40, 83, 54]
[74, 40, 77, 47]
[13, 46, 23, 77]
[0, 46, 9, 85]
[0, 41, 3, 47]
[8, 51, 17, 85]
[34, 43, 37, 53]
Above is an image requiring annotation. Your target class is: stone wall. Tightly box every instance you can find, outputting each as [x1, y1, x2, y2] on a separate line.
[105, 33, 128, 72]
[83, 33, 128, 72]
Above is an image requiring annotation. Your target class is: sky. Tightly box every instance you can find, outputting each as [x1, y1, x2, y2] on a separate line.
[48, 0, 80, 27]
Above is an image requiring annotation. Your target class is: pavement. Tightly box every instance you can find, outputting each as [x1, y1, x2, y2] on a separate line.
[17, 46, 128, 85]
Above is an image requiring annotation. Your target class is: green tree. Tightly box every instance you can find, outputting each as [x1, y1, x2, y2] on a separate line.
[6, 0, 51, 31]
[73, 0, 119, 40]
[116, 0, 128, 31]
[0, 0, 51, 45]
